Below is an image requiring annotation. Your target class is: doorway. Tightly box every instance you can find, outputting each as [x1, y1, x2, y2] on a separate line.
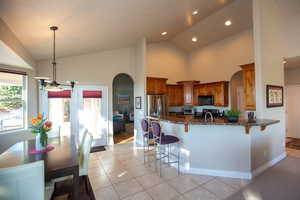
[112, 73, 134, 144]
[40, 85, 109, 148]
[284, 56, 300, 157]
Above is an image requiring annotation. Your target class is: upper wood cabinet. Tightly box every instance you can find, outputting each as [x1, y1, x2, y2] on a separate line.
[146, 77, 168, 95]
[166, 84, 183, 106]
[194, 81, 229, 107]
[213, 81, 229, 107]
[177, 81, 200, 105]
[240, 63, 256, 110]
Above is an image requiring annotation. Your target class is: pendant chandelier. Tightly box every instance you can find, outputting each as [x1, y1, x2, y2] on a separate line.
[35, 26, 76, 91]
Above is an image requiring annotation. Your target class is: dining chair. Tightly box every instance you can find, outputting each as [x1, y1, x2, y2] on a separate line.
[79, 131, 94, 196]
[52, 131, 93, 198]
[79, 128, 88, 143]
[47, 125, 61, 139]
[0, 160, 54, 200]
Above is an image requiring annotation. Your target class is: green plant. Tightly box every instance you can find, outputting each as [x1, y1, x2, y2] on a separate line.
[224, 109, 240, 118]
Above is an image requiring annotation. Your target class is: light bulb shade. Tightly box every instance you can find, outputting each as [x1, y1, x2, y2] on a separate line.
[45, 81, 63, 92]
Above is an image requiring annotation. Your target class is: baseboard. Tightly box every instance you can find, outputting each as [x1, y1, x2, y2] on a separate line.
[251, 152, 287, 178]
[175, 165, 252, 180]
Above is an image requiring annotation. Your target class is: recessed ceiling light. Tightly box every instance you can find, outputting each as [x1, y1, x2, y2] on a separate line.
[192, 37, 198, 42]
[161, 31, 167, 36]
[225, 20, 232, 26]
[192, 10, 198, 15]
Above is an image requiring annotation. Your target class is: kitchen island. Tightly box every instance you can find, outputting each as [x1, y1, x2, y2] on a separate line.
[147, 115, 281, 179]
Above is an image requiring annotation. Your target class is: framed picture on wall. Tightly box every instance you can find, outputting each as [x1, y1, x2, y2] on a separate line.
[135, 96, 142, 109]
[266, 85, 284, 108]
[118, 95, 130, 104]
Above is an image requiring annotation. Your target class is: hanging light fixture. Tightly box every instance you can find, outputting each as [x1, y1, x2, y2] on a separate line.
[35, 26, 76, 91]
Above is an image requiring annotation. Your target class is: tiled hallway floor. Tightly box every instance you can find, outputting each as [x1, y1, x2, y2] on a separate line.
[86, 143, 250, 200]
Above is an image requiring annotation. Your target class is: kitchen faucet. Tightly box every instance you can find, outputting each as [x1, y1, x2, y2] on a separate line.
[205, 112, 214, 122]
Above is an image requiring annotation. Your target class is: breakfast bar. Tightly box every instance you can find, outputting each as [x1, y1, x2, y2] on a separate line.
[147, 115, 280, 179]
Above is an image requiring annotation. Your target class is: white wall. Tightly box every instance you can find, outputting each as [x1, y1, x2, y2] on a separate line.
[252, 0, 286, 171]
[0, 19, 37, 153]
[279, 0, 300, 58]
[146, 41, 188, 84]
[146, 30, 254, 84]
[134, 38, 147, 145]
[37, 47, 136, 145]
[0, 19, 35, 68]
[285, 67, 300, 85]
[188, 29, 254, 83]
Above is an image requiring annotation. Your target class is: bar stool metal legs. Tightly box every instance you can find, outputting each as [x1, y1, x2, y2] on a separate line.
[151, 121, 180, 177]
[141, 119, 154, 165]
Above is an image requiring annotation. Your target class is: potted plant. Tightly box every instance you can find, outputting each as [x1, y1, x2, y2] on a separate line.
[30, 114, 52, 151]
[224, 109, 240, 123]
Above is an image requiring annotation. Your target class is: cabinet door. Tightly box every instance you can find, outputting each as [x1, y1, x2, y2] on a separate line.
[157, 79, 167, 94]
[167, 85, 183, 106]
[213, 82, 229, 107]
[147, 77, 167, 95]
[183, 83, 194, 105]
[241, 64, 256, 110]
[147, 78, 156, 94]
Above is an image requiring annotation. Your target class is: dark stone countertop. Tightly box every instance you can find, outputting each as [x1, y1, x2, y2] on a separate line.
[147, 115, 280, 127]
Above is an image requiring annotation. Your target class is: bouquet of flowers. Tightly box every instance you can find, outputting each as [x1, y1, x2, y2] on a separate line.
[30, 114, 52, 149]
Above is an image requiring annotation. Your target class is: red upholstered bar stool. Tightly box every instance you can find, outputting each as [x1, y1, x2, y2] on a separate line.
[141, 119, 154, 164]
[151, 121, 180, 177]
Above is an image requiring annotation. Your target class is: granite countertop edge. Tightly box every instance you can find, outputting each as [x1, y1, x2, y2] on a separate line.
[146, 116, 280, 127]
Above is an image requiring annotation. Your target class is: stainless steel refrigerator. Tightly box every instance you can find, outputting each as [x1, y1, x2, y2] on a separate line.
[147, 95, 167, 117]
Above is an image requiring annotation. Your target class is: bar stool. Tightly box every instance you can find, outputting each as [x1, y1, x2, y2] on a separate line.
[151, 121, 180, 177]
[141, 119, 154, 164]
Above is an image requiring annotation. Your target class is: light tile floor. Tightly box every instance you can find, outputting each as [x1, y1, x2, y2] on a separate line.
[85, 142, 251, 200]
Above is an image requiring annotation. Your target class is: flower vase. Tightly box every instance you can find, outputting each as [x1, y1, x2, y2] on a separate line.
[35, 133, 47, 151]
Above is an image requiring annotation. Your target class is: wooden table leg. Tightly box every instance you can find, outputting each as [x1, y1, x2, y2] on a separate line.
[72, 166, 80, 200]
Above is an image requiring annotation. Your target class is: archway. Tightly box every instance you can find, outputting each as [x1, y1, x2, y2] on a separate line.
[112, 73, 134, 144]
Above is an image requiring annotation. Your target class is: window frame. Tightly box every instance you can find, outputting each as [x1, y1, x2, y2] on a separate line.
[0, 71, 27, 133]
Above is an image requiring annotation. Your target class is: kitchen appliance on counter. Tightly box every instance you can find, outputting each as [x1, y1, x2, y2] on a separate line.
[147, 95, 167, 117]
[183, 106, 195, 115]
[198, 95, 214, 105]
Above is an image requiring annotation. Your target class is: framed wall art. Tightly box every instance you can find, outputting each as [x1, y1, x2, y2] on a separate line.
[266, 85, 283, 108]
[135, 96, 142, 109]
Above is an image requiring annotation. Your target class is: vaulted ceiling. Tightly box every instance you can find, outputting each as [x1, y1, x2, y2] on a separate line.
[0, 0, 252, 61]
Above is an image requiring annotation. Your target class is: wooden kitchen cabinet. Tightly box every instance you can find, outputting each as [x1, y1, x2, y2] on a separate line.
[177, 81, 199, 105]
[166, 84, 183, 106]
[213, 81, 229, 107]
[241, 63, 256, 110]
[193, 81, 229, 107]
[146, 77, 168, 95]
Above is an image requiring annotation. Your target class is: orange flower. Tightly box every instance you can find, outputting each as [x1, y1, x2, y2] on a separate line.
[31, 118, 39, 126]
[37, 114, 43, 120]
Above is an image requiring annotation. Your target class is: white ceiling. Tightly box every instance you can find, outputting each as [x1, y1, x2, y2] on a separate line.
[172, 0, 253, 52]
[285, 56, 300, 69]
[0, 41, 31, 68]
[0, 0, 252, 61]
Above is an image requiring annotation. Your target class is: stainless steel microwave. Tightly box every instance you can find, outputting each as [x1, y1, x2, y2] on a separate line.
[198, 95, 214, 105]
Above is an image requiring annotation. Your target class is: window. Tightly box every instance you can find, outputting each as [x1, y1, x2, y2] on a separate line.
[0, 70, 26, 132]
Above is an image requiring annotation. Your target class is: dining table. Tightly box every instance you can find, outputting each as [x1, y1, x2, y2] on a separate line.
[0, 135, 80, 200]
